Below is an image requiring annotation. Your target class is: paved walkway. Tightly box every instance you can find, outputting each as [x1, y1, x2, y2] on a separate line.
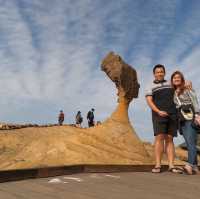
[0, 172, 199, 199]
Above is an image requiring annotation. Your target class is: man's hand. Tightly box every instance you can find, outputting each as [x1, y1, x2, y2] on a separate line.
[158, 110, 168, 117]
[146, 96, 168, 117]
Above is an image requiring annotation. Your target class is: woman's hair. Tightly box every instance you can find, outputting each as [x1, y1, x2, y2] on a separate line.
[171, 71, 185, 95]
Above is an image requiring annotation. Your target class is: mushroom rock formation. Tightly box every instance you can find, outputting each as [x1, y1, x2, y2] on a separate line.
[101, 51, 140, 123]
[100, 52, 151, 162]
[0, 52, 152, 171]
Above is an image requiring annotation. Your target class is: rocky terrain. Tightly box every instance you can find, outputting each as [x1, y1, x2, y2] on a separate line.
[0, 52, 152, 171]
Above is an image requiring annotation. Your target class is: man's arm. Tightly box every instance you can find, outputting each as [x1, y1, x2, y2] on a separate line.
[146, 96, 168, 117]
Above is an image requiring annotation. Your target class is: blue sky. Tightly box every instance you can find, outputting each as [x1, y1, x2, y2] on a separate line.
[0, 0, 200, 144]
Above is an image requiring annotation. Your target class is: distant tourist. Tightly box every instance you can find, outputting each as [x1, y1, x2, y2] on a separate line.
[75, 111, 83, 127]
[58, 110, 65, 125]
[87, 108, 95, 127]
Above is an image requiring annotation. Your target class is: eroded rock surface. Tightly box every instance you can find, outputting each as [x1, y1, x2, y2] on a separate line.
[0, 52, 152, 170]
[101, 52, 140, 103]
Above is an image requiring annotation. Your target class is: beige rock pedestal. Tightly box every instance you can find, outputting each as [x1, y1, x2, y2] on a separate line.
[0, 52, 152, 171]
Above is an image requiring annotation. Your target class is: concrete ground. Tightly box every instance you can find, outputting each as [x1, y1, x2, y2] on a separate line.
[0, 172, 199, 199]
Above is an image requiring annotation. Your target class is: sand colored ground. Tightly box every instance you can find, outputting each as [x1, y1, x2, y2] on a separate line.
[1, 172, 200, 199]
[144, 142, 187, 165]
[0, 116, 152, 170]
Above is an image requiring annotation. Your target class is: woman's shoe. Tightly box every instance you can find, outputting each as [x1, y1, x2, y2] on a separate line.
[183, 165, 194, 175]
[192, 166, 200, 174]
[168, 167, 183, 174]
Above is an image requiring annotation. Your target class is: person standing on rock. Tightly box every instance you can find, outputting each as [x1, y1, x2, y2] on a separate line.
[75, 111, 83, 127]
[87, 108, 95, 127]
[145, 64, 182, 174]
[58, 110, 65, 125]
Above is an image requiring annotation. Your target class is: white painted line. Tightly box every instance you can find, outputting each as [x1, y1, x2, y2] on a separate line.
[105, 174, 121, 179]
[63, 177, 83, 182]
[89, 174, 102, 179]
[48, 178, 63, 183]
[48, 178, 69, 184]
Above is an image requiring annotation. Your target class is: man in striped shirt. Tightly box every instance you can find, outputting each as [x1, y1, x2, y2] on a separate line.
[146, 64, 181, 173]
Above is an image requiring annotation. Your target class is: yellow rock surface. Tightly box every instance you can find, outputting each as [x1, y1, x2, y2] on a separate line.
[0, 52, 153, 170]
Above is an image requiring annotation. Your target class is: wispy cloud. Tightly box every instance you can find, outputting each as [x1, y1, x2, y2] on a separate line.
[0, 0, 200, 144]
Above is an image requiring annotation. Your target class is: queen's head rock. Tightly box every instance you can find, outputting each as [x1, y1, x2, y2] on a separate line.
[101, 52, 140, 103]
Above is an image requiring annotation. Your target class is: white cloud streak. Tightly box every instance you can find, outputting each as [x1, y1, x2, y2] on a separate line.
[0, 0, 200, 144]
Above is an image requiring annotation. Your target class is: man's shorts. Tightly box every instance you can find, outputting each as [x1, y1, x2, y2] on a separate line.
[152, 114, 177, 137]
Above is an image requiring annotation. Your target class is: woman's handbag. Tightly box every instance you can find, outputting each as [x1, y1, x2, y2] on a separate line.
[179, 104, 194, 121]
[176, 95, 194, 121]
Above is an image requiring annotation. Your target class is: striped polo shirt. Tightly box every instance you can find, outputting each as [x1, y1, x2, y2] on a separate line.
[145, 80, 176, 115]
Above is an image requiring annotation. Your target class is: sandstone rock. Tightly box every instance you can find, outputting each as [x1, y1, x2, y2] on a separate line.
[143, 142, 186, 165]
[101, 52, 140, 102]
[0, 52, 152, 170]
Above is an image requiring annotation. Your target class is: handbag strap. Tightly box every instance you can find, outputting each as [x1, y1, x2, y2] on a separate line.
[175, 92, 182, 106]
